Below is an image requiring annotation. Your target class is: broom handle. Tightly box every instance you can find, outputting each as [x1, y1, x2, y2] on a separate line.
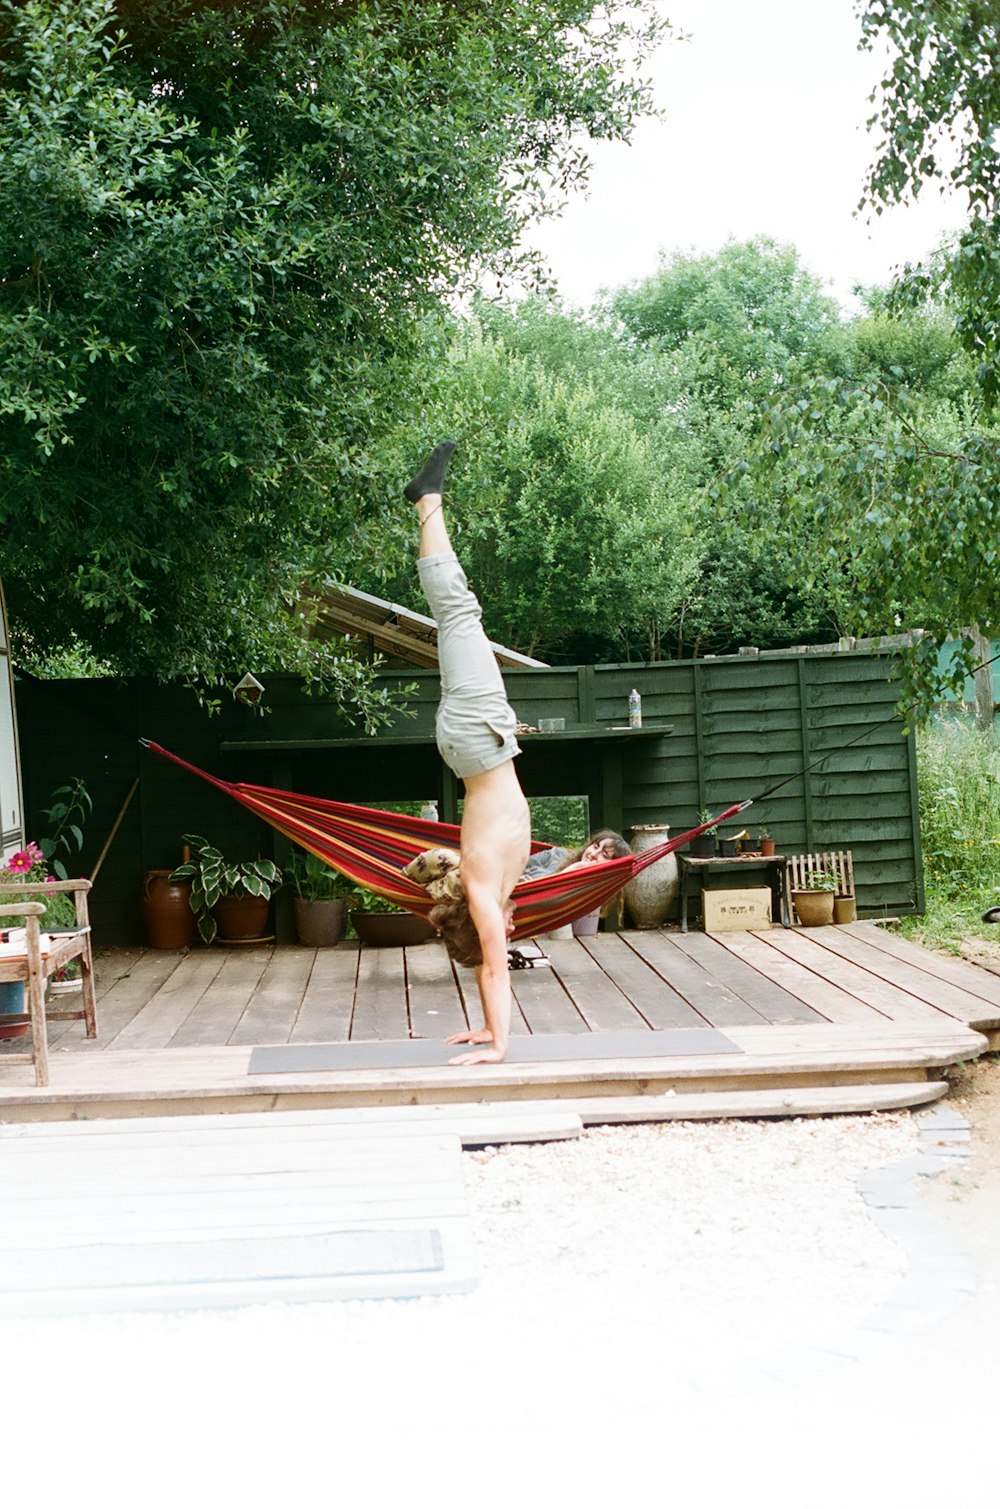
[89, 778, 140, 883]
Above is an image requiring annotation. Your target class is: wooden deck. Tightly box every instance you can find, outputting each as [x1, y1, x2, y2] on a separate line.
[1, 922, 997, 1124]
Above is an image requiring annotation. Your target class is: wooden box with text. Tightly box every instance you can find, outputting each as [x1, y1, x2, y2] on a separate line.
[701, 887, 772, 932]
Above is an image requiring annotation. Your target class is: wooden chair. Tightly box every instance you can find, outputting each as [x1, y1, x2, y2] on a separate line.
[786, 851, 855, 895]
[785, 851, 855, 921]
[0, 878, 98, 1086]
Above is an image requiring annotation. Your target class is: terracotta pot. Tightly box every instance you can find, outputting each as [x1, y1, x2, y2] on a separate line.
[294, 897, 348, 947]
[833, 894, 857, 924]
[213, 893, 272, 941]
[792, 889, 835, 927]
[0, 979, 28, 1039]
[624, 824, 679, 929]
[349, 910, 435, 947]
[142, 870, 198, 949]
[759, 839, 777, 857]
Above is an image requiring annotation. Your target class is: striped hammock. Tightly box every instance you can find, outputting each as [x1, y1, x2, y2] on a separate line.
[141, 741, 746, 941]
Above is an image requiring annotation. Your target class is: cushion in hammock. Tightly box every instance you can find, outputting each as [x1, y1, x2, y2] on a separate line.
[403, 847, 464, 903]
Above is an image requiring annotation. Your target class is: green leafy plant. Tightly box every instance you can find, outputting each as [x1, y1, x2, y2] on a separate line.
[170, 834, 283, 944]
[757, 827, 771, 841]
[39, 778, 92, 880]
[698, 809, 719, 835]
[347, 885, 409, 917]
[795, 869, 838, 893]
[284, 850, 352, 903]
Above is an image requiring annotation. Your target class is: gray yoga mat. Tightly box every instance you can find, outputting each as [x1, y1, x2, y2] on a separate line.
[248, 1027, 741, 1075]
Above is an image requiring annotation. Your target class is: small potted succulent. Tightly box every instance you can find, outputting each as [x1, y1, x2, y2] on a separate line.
[170, 834, 282, 944]
[790, 868, 837, 927]
[757, 827, 777, 857]
[284, 850, 352, 946]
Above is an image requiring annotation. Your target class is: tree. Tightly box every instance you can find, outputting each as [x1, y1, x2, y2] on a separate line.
[365, 312, 700, 662]
[860, 1, 1000, 397]
[718, 5, 1000, 708]
[0, 0, 669, 714]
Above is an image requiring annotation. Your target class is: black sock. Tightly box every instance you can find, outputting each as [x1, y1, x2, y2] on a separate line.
[404, 441, 457, 502]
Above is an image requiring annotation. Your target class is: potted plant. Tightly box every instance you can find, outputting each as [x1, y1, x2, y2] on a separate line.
[285, 851, 352, 946]
[757, 827, 777, 857]
[170, 834, 282, 944]
[689, 810, 718, 859]
[347, 885, 436, 947]
[790, 868, 837, 927]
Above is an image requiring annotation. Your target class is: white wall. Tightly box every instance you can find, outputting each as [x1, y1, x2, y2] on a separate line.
[0, 581, 24, 860]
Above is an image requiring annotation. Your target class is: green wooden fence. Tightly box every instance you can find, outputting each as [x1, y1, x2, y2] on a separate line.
[15, 644, 922, 943]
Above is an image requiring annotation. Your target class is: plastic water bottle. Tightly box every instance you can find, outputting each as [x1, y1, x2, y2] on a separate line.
[629, 689, 642, 728]
[420, 801, 439, 823]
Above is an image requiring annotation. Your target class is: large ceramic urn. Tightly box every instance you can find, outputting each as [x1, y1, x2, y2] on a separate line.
[623, 824, 679, 929]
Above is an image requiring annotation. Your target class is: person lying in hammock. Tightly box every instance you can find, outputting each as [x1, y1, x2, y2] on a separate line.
[406, 440, 531, 1066]
[521, 828, 631, 880]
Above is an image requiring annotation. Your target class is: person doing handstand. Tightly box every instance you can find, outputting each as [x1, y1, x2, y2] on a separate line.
[406, 441, 530, 1066]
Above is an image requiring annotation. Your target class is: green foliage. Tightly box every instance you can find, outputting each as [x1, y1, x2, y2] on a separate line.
[170, 831, 282, 942]
[37, 777, 91, 879]
[860, 2, 1000, 401]
[734, 358, 1000, 707]
[284, 849, 352, 902]
[795, 869, 838, 893]
[347, 885, 408, 916]
[528, 796, 588, 848]
[911, 720, 1000, 902]
[0, 0, 668, 709]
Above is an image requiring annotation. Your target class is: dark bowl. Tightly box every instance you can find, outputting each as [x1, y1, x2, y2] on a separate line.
[349, 910, 436, 947]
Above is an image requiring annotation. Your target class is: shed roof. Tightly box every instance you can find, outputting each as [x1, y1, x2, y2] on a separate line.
[300, 581, 548, 671]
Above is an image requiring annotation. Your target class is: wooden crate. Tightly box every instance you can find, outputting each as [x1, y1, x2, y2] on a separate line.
[701, 887, 772, 932]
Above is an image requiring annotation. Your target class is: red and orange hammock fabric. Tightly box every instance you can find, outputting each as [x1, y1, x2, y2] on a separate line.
[141, 741, 749, 942]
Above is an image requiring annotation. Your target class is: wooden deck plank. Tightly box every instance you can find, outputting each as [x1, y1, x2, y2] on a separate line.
[543, 938, 646, 1032]
[227, 949, 315, 1046]
[169, 948, 273, 1048]
[289, 947, 358, 1044]
[55, 949, 188, 1052]
[406, 941, 467, 1041]
[350, 947, 410, 1041]
[796, 924, 999, 1029]
[43, 948, 147, 1047]
[510, 957, 589, 1034]
[664, 931, 822, 1025]
[625, 931, 770, 1028]
[753, 927, 950, 1026]
[708, 930, 882, 1027]
[578, 935, 707, 1029]
[108, 951, 228, 1051]
[838, 923, 1000, 1028]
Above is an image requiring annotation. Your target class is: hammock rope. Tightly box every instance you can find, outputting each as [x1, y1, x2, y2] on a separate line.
[140, 740, 746, 941]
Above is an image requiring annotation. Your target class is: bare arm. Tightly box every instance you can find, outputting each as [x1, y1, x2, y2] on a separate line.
[447, 891, 511, 1065]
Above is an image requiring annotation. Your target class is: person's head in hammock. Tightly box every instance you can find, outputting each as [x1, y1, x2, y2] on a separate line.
[425, 828, 630, 966]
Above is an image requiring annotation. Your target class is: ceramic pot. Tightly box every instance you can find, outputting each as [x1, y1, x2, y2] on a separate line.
[759, 839, 777, 856]
[142, 870, 198, 949]
[0, 979, 28, 1038]
[294, 897, 348, 947]
[571, 907, 601, 937]
[833, 894, 857, 924]
[792, 889, 835, 927]
[624, 824, 679, 929]
[48, 976, 82, 996]
[349, 910, 435, 947]
[213, 893, 271, 941]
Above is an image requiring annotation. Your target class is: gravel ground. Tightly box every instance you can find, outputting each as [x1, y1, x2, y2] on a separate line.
[1, 1110, 927, 1505]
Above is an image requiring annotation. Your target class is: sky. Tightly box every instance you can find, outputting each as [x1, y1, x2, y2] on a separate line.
[522, 0, 968, 312]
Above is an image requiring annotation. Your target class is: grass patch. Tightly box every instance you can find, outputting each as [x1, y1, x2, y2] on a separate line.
[900, 720, 1000, 953]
